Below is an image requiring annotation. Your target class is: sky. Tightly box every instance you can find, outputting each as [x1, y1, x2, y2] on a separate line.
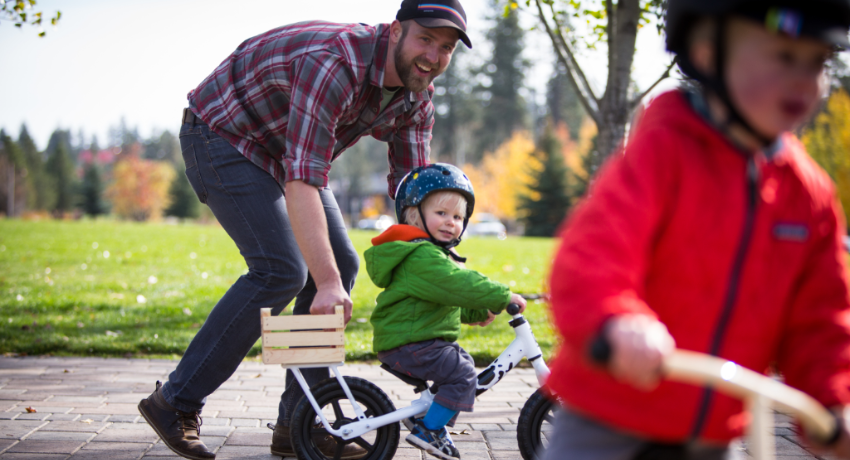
[0, 0, 677, 150]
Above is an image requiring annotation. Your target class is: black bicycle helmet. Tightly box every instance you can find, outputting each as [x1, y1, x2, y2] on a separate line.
[666, 0, 850, 146]
[394, 163, 475, 249]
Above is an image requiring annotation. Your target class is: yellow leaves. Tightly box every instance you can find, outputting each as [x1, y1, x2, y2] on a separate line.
[105, 144, 176, 221]
[802, 88, 850, 226]
[464, 131, 540, 220]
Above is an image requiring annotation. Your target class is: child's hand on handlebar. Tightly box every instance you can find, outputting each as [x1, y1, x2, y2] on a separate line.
[606, 314, 675, 391]
[469, 310, 497, 327]
[509, 293, 527, 314]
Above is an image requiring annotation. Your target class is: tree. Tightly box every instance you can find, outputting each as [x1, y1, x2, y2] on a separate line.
[802, 88, 850, 227]
[518, 122, 572, 236]
[80, 163, 107, 218]
[474, 1, 531, 160]
[165, 169, 200, 220]
[463, 131, 541, 220]
[46, 129, 75, 164]
[144, 130, 182, 167]
[1, 0, 60, 37]
[525, 0, 672, 159]
[431, 47, 480, 165]
[547, 61, 586, 140]
[44, 140, 76, 215]
[106, 144, 175, 221]
[0, 130, 27, 217]
[18, 125, 52, 211]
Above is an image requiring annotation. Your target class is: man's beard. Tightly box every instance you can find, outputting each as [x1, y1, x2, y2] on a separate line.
[394, 45, 435, 93]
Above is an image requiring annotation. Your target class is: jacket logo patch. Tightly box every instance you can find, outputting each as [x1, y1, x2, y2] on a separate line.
[772, 223, 809, 242]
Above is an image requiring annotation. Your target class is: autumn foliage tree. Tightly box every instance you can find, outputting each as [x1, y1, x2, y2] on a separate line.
[802, 88, 850, 227]
[463, 131, 541, 221]
[518, 121, 572, 236]
[106, 144, 175, 221]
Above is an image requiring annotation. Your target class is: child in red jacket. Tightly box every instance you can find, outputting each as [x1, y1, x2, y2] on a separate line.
[544, 1, 850, 459]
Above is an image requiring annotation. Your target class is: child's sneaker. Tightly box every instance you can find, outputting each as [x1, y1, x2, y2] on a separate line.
[405, 418, 460, 460]
[404, 417, 454, 443]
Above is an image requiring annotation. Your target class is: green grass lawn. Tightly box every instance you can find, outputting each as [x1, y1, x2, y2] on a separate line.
[0, 219, 558, 365]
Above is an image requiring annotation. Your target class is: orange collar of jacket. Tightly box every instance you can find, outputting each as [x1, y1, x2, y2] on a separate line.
[371, 224, 431, 246]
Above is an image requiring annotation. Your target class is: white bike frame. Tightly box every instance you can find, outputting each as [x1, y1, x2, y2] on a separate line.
[289, 308, 549, 441]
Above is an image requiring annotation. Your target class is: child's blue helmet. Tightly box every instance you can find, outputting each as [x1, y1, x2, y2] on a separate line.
[395, 163, 475, 236]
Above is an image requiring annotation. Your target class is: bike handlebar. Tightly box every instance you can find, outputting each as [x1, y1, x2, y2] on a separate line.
[506, 303, 521, 315]
[663, 350, 837, 445]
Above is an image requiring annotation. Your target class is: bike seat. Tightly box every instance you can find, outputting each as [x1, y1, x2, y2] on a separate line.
[379, 363, 431, 394]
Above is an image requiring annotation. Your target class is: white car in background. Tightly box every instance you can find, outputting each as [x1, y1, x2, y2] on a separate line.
[356, 214, 394, 231]
[464, 213, 507, 239]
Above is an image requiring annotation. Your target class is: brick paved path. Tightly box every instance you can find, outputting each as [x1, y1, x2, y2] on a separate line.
[0, 356, 824, 459]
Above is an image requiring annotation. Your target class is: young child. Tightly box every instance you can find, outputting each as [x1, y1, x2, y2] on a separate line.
[543, 0, 850, 459]
[364, 163, 527, 460]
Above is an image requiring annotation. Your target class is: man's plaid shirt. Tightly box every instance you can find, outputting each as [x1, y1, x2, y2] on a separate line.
[188, 21, 434, 197]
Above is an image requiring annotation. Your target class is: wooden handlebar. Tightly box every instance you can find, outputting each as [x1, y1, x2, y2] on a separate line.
[663, 350, 837, 459]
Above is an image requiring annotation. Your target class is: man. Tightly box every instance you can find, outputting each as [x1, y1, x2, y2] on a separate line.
[137, 1, 471, 459]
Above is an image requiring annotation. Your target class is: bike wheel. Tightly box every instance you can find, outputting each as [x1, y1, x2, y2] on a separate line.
[517, 388, 556, 460]
[291, 376, 400, 460]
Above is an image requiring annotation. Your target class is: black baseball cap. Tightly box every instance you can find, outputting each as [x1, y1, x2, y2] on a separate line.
[396, 0, 472, 48]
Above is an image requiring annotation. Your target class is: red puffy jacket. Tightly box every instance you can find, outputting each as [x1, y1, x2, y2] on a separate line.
[546, 90, 850, 442]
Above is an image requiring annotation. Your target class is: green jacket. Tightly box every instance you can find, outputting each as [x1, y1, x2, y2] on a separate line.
[364, 225, 512, 352]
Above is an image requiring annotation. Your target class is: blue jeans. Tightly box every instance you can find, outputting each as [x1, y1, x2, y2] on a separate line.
[161, 120, 359, 426]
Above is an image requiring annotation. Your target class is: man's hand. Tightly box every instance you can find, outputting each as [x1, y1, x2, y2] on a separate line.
[284, 180, 352, 324]
[509, 293, 527, 313]
[309, 284, 353, 324]
[606, 314, 675, 391]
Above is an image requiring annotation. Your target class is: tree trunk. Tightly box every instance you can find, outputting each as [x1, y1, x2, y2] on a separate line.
[6, 164, 14, 217]
[597, 0, 640, 157]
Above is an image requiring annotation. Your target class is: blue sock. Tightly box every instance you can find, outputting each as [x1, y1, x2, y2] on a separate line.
[421, 401, 458, 431]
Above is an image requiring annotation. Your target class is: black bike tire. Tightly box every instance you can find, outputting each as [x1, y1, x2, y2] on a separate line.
[517, 388, 556, 460]
[291, 376, 400, 460]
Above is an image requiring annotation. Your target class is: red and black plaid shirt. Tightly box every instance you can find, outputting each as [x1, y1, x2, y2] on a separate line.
[188, 21, 434, 197]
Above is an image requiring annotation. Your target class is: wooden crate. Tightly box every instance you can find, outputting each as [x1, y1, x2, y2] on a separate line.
[260, 306, 345, 366]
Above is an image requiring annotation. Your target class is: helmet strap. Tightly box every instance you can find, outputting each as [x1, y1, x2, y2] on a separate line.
[689, 15, 777, 149]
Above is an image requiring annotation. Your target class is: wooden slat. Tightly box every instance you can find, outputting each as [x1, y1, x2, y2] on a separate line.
[262, 312, 344, 331]
[262, 347, 345, 365]
[263, 331, 345, 347]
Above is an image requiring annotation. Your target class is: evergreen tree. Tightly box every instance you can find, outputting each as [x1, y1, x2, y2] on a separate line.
[19, 125, 52, 210]
[46, 129, 74, 163]
[45, 140, 76, 215]
[90, 135, 101, 154]
[432, 47, 479, 164]
[0, 130, 27, 216]
[165, 170, 200, 220]
[474, 1, 530, 160]
[144, 130, 181, 167]
[80, 163, 107, 217]
[518, 122, 571, 237]
[547, 61, 586, 140]
[570, 134, 603, 201]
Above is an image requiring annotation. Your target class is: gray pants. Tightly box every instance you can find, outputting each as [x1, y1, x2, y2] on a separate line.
[541, 406, 742, 460]
[378, 339, 477, 413]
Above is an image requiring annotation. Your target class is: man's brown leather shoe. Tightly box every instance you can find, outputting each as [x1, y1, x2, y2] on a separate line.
[138, 381, 215, 460]
[270, 422, 367, 459]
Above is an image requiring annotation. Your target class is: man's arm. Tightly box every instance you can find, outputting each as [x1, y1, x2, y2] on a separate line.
[285, 180, 352, 323]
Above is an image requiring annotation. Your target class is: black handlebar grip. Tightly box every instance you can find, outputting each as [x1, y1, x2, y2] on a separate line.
[506, 303, 521, 315]
[589, 333, 612, 365]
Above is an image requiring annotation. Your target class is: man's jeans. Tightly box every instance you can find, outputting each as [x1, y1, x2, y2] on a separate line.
[161, 120, 359, 426]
